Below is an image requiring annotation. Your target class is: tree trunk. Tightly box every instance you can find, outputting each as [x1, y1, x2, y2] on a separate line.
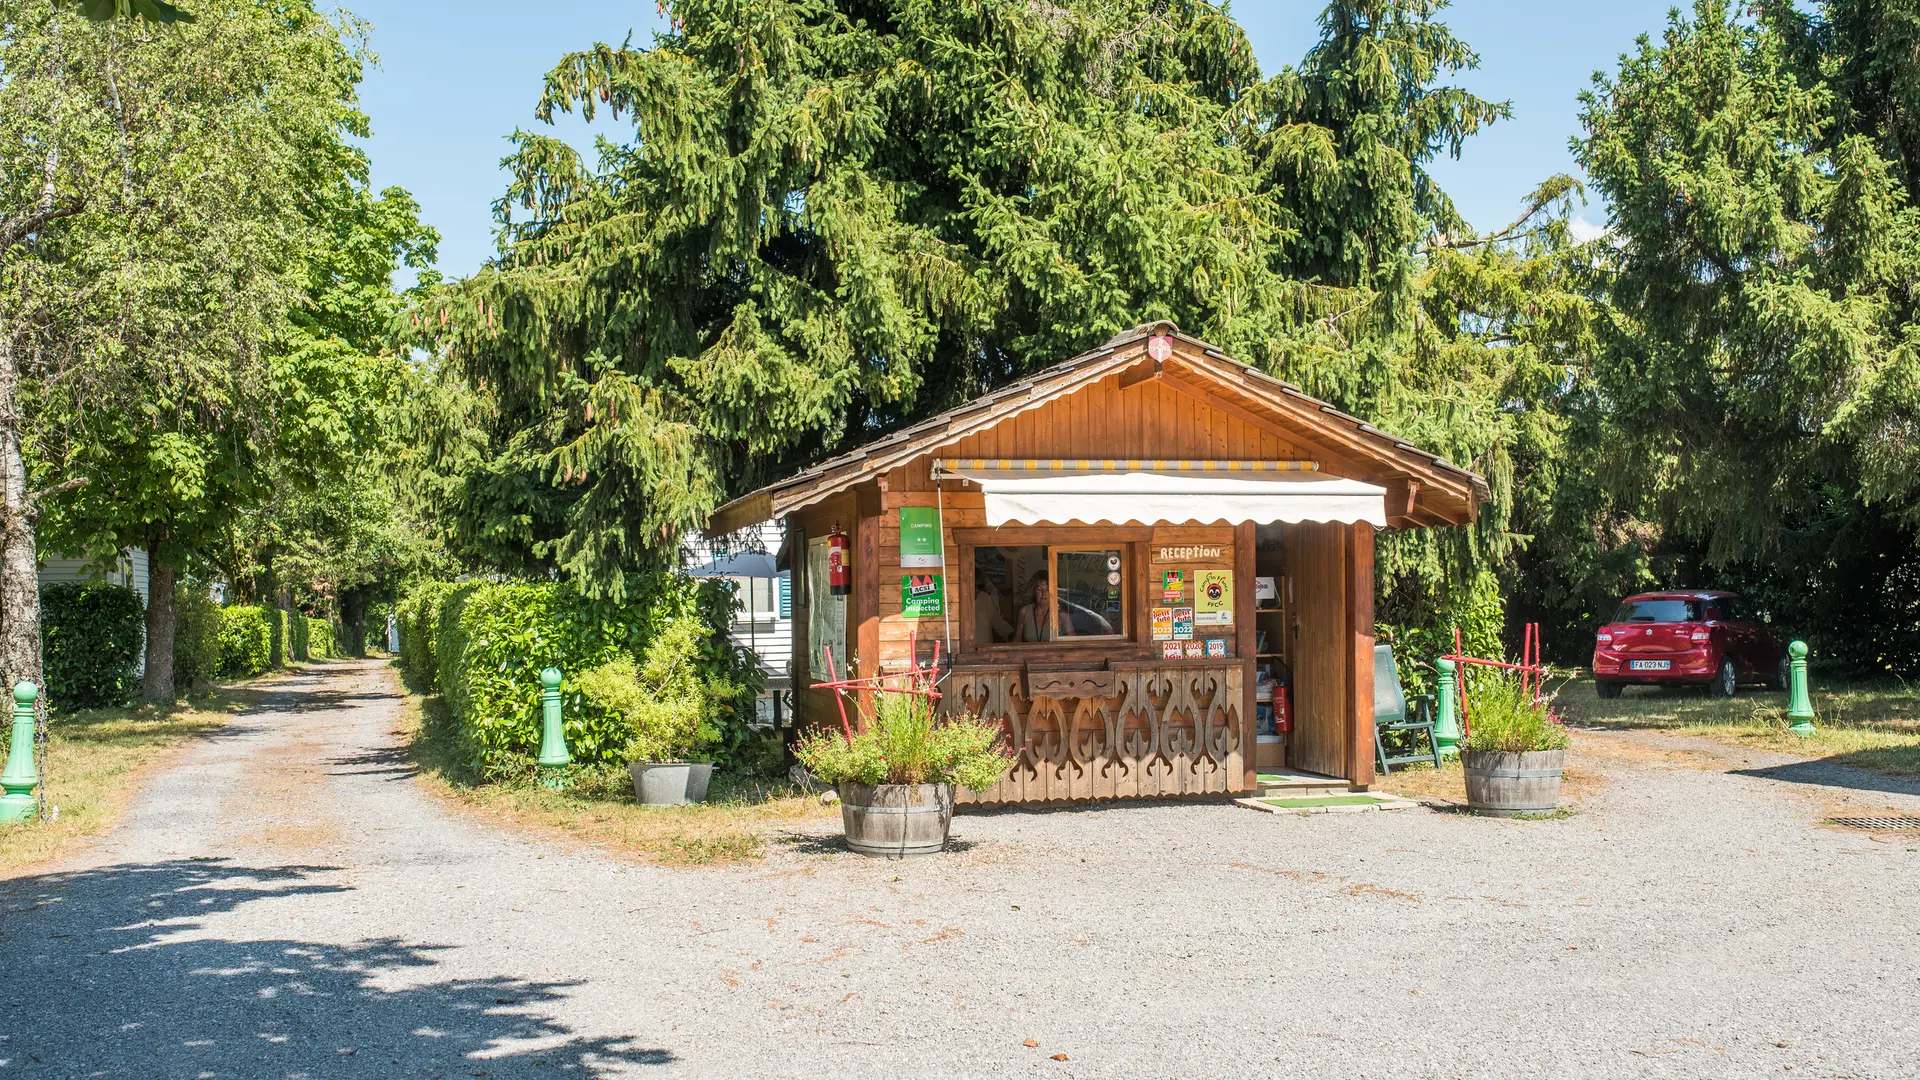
[142, 533, 175, 701]
[0, 333, 43, 697]
[340, 587, 366, 659]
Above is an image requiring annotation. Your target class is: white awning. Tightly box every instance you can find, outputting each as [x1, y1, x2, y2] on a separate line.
[938, 465, 1387, 527]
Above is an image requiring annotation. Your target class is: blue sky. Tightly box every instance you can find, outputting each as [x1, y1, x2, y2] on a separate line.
[349, 1, 1682, 280]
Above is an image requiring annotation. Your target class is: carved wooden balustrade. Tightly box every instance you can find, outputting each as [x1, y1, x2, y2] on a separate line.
[941, 662, 1246, 804]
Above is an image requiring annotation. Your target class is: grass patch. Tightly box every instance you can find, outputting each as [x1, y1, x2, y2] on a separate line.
[1555, 675, 1920, 779]
[1371, 757, 1468, 801]
[1258, 794, 1390, 808]
[0, 690, 247, 876]
[397, 687, 833, 866]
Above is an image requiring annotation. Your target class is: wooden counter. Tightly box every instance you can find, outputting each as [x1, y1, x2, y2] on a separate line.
[940, 659, 1246, 804]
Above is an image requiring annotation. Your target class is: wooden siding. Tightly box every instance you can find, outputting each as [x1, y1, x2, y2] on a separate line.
[871, 373, 1388, 490]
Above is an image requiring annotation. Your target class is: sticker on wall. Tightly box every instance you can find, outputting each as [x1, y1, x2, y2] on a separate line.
[1172, 607, 1194, 640]
[1107, 553, 1121, 571]
[1161, 641, 1185, 659]
[898, 508, 943, 568]
[1205, 638, 1227, 658]
[1197, 570, 1232, 612]
[1106, 571, 1120, 585]
[1151, 606, 1174, 640]
[1183, 641, 1204, 659]
[1162, 568, 1186, 604]
[901, 573, 944, 618]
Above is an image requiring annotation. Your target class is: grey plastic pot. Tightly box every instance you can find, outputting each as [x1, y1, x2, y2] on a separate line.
[629, 762, 714, 805]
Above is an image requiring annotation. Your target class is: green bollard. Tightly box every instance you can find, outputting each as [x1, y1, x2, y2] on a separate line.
[1432, 657, 1462, 759]
[1786, 640, 1816, 736]
[0, 682, 40, 823]
[536, 667, 571, 789]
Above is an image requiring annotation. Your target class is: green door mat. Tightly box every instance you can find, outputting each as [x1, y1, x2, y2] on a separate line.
[1258, 794, 1392, 808]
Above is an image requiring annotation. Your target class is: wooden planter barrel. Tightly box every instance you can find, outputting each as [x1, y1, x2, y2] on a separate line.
[1462, 749, 1565, 817]
[839, 782, 954, 858]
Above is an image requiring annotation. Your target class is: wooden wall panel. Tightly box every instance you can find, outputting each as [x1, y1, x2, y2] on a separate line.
[935, 374, 1312, 477]
[1288, 522, 1350, 779]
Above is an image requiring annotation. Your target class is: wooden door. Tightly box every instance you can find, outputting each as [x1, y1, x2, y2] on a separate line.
[1287, 522, 1350, 778]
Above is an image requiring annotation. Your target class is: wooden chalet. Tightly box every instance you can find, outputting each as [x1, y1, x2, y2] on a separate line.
[708, 323, 1487, 802]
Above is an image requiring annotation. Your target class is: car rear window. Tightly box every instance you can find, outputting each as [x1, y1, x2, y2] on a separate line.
[1614, 599, 1704, 623]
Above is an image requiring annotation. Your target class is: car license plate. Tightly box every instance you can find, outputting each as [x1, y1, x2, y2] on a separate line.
[1629, 659, 1671, 671]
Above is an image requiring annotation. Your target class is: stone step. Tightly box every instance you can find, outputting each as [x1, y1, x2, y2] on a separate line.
[1253, 770, 1353, 799]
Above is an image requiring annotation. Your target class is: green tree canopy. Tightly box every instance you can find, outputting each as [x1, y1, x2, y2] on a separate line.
[420, 0, 1507, 603]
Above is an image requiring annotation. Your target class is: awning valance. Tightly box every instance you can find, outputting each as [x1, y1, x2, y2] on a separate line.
[934, 462, 1387, 528]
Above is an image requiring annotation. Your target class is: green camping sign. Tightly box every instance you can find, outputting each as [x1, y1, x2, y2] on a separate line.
[899, 507, 942, 568]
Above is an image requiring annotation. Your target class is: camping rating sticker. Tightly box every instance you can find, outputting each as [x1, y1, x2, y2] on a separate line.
[899, 507, 942, 568]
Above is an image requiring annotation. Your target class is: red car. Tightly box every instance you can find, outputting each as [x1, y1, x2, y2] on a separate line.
[1592, 591, 1788, 698]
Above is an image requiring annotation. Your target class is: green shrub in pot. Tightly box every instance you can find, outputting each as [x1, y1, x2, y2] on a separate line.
[796, 691, 1012, 857]
[1461, 673, 1568, 817]
[576, 616, 745, 764]
[1462, 674, 1569, 753]
[794, 692, 1012, 792]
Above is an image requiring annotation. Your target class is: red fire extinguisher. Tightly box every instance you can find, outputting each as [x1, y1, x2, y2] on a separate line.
[827, 524, 851, 596]
[1275, 684, 1292, 734]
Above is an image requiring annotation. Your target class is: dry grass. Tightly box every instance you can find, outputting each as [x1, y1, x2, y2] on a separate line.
[396, 690, 834, 866]
[0, 690, 249, 877]
[1552, 674, 1920, 779]
[1370, 750, 1605, 804]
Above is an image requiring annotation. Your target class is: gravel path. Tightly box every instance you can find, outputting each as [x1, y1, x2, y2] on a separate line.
[2, 659, 1917, 1079]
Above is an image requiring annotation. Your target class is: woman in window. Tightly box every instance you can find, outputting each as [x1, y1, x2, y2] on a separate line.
[1016, 571, 1062, 641]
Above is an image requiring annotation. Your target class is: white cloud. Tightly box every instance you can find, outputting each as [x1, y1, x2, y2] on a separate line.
[1568, 216, 1611, 244]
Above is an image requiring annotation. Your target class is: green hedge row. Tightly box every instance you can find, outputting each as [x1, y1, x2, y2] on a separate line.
[173, 586, 224, 691]
[397, 576, 763, 779]
[307, 617, 337, 660]
[41, 582, 145, 708]
[39, 583, 331, 705]
[218, 605, 275, 678]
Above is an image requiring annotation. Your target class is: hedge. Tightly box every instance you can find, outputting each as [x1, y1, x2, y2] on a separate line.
[173, 585, 224, 690]
[396, 580, 459, 692]
[217, 605, 275, 678]
[399, 575, 763, 779]
[41, 582, 145, 708]
[307, 617, 337, 660]
[289, 611, 311, 661]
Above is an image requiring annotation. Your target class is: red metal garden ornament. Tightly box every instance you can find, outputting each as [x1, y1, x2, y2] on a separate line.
[1443, 622, 1550, 739]
[812, 632, 944, 742]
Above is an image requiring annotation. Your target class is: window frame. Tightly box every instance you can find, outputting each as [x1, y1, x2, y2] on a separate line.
[956, 527, 1150, 653]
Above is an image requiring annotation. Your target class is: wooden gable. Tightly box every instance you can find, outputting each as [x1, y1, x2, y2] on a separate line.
[708, 323, 1485, 535]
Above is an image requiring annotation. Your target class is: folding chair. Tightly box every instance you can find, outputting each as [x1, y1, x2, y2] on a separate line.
[1374, 644, 1442, 774]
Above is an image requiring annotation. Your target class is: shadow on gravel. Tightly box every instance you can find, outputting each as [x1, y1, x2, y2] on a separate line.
[1729, 759, 1920, 799]
[327, 744, 420, 782]
[774, 832, 980, 856]
[0, 858, 674, 1076]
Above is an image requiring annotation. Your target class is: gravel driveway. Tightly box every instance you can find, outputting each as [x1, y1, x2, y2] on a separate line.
[2, 659, 1917, 1079]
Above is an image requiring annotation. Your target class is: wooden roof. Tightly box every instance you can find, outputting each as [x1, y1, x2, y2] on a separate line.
[707, 322, 1489, 535]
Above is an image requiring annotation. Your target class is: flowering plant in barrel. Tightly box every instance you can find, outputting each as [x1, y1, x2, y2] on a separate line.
[1459, 673, 1569, 817]
[796, 689, 1012, 858]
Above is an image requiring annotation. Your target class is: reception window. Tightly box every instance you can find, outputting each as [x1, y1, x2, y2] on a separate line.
[970, 544, 1127, 645]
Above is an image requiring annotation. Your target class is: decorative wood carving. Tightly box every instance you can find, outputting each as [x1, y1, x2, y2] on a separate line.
[943, 662, 1246, 804]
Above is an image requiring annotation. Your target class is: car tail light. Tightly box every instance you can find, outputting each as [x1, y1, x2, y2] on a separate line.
[1596, 632, 1613, 643]
[1690, 629, 1710, 642]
